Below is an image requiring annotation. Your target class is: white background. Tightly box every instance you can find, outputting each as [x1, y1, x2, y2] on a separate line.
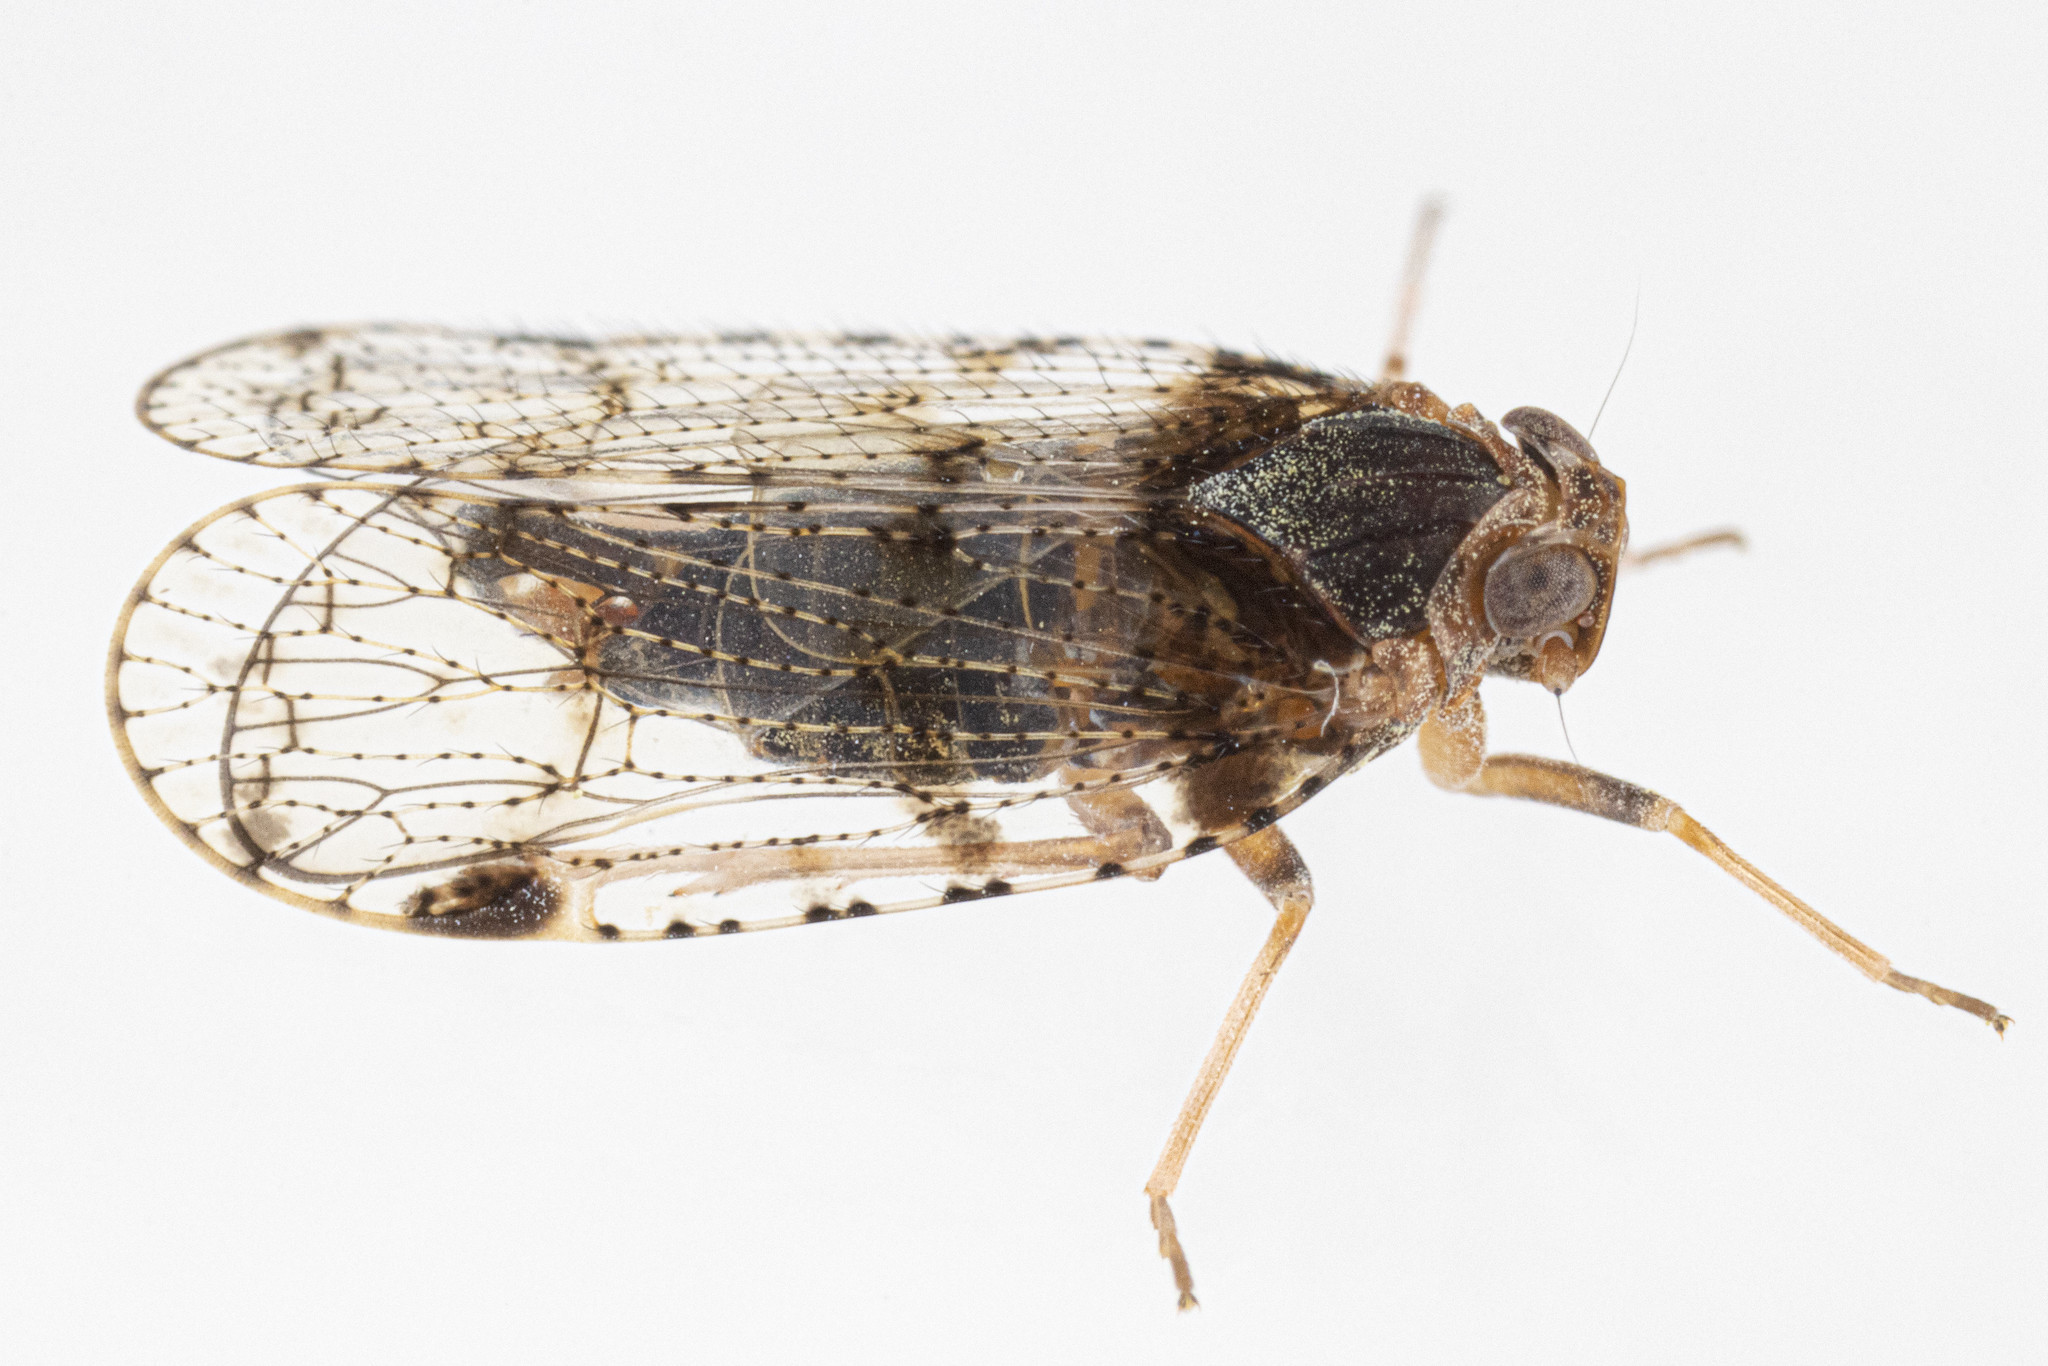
[4, 2, 2043, 1362]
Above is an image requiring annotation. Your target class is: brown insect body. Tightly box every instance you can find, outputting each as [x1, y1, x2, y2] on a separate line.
[113, 330, 1588, 941]
[108, 307, 1998, 1311]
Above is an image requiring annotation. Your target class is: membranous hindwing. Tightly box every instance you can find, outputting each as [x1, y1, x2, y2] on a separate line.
[112, 328, 1415, 940]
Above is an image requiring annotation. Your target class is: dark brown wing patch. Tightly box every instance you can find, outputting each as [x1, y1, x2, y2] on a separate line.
[112, 330, 1386, 938]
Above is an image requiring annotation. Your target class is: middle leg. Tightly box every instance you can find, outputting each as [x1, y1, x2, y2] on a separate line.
[1145, 823, 1316, 1309]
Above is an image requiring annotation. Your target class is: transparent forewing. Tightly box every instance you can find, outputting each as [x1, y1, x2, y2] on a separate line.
[139, 325, 1361, 484]
[111, 482, 1369, 939]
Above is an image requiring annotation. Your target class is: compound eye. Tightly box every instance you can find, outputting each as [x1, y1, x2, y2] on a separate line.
[1484, 543, 1598, 638]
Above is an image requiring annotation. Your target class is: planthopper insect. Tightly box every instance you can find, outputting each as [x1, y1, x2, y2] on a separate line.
[108, 206, 2007, 1309]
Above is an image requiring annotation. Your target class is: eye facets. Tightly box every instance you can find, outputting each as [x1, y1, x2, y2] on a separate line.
[1484, 542, 1598, 638]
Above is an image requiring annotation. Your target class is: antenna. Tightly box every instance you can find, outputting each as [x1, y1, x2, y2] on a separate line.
[1587, 287, 1640, 439]
[1555, 692, 1581, 765]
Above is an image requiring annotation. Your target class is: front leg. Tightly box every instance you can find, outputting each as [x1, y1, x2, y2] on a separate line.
[1418, 689, 2009, 1032]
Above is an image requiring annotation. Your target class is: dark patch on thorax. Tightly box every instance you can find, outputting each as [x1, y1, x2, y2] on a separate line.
[1188, 410, 1508, 642]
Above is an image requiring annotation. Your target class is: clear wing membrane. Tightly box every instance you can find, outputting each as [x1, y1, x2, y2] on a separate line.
[137, 324, 1347, 484]
[113, 327, 1371, 938]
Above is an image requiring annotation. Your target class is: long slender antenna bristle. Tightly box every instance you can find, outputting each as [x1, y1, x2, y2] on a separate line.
[1555, 692, 1580, 765]
[1587, 287, 1641, 439]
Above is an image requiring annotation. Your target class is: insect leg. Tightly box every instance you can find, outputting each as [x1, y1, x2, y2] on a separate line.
[1379, 195, 1447, 382]
[1145, 824, 1315, 1310]
[597, 831, 1144, 900]
[1417, 695, 2009, 1032]
[1065, 777, 1174, 882]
